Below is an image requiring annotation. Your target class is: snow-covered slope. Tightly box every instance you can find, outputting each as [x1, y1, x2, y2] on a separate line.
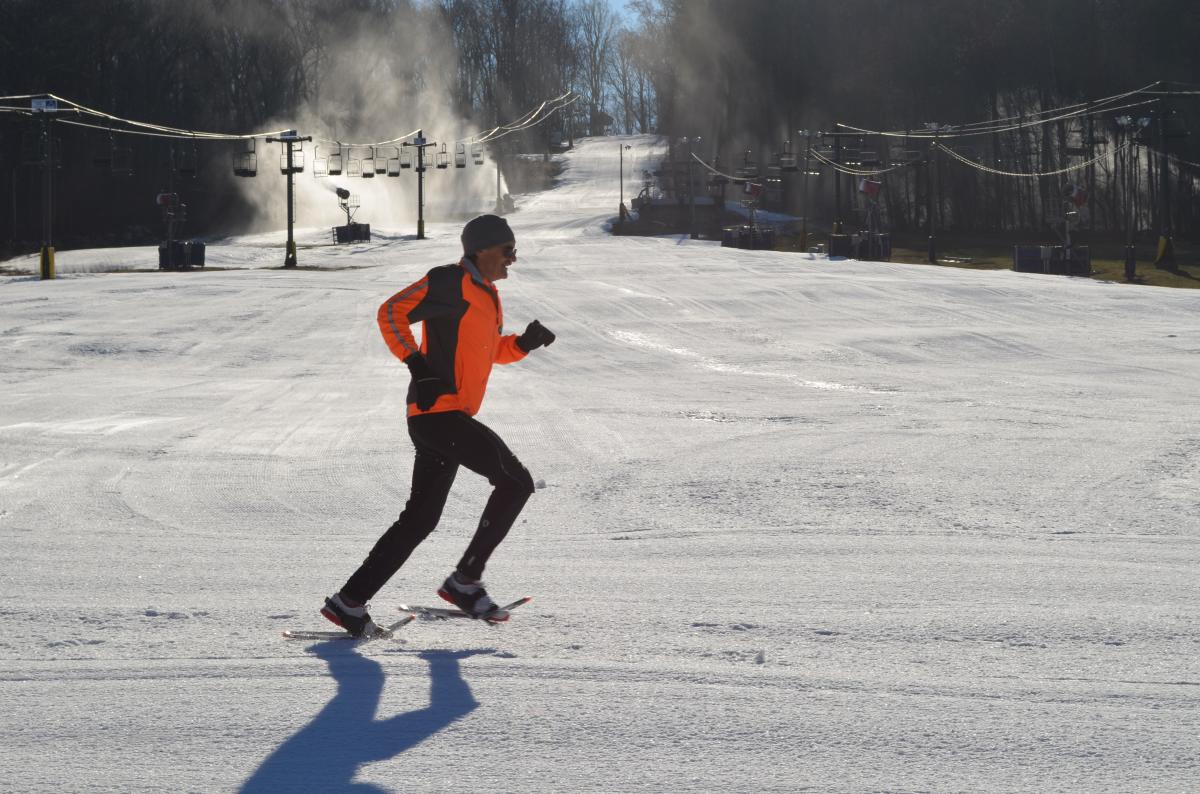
[2, 136, 1198, 793]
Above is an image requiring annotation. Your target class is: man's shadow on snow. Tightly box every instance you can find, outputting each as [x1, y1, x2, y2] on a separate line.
[241, 643, 489, 793]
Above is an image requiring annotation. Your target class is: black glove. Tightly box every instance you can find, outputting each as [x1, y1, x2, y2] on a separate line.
[404, 353, 443, 411]
[517, 320, 556, 353]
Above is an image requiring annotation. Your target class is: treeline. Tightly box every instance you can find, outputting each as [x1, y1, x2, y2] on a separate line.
[0, 0, 648, 249]
[632, 0, 1200, 238]
[2, 0, 1200, 249]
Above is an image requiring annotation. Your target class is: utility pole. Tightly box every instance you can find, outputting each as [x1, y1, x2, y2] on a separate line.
[1127, 128, 1138, 281]
[923, 123, 953, 264]
[926, 136, 937, 264]
[495, 139, 503, 214]
[619, 143, 631, 223]
[266, 130, 312, 268]
[32, 97, 57, 279]
[832, 135, 843, 234]
[1156, 84, 1175, 269]
[682, 136, 700, 239]
[1085, 101, 1096, 233]
[1116, 115, 1146, 281]
[797, 129, 813, 250]
[403, 130, 436, 239]
[417, 133, 426, 240]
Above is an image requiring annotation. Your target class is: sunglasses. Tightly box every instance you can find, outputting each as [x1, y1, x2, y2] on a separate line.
[502, 246, 517, 259]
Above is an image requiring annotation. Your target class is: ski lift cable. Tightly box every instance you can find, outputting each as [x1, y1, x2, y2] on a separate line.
[56, 117, 223, 141]
[685, 150, 889, 182]
[837, 96, 1151, 140]
[492, 91, 575, 132]
[308, 91, 576, 149]
[471, 102, 569, 145]
[838, 96, 1158, 140]
[15, 90, 577, 152]
[468, 92, 580, 145]
[1147, 148, 1200, 170]
[494, 97, 556, 131]
[689, 152, 743, 182]
[837, 85, 1160, 139]
[468, 98, 552, 143]
[313, 128, 423, 148]
[806, 148, 918, 176]
[0, 105, 82, 116]
[46, 94, 292, 140]
[934, 140, 1128, 178]
[949, 81, 1159, 131]
[975, 96, 1161, 138]
[472, 92, 579, 142]
[901, 81, 1158, 134]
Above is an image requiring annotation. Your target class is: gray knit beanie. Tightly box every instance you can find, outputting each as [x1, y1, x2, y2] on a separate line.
[461, 214, 515, 255]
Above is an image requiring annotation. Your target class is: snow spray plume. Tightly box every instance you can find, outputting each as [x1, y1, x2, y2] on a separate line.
[218, 5, 506, 236]
[660, 2, 814, 168]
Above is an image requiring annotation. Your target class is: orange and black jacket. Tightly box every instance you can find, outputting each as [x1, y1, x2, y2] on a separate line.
[378, 258, 527, 417]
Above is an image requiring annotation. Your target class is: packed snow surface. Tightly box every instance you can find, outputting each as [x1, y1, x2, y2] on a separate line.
[2, 135, 1198, 792]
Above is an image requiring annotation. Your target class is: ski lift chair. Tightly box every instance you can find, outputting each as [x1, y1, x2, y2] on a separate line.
[377, 146, 400, 176]
[361, 149, 376, 178]
[734, 151, 759, 182]
[328, 146, 344, 176]
[111, 145, 134, 176]
[312, 144, 329, 177]
[93, 130, 131, 174]
[400, 149, 413, 169]
[471, 142, 484, 164]
[436, 144, 449, 169]
[454, 142, 467, 168]
[233, 140, 257, 177]
[233, 152, 257, 177]
[176, 145, 198, 178]
[279, 150, 305, 174]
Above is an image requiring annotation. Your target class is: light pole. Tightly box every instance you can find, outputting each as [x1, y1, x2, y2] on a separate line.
[32, 97, 58, 279]
[402, 130, 436, 239]
[266, 130, 312, 267]
[797, 129, 813, 250]
[495, 139, 503, 214]
[1155, 87, 1175, 269]
[923, 122, 954, 264]
[1116, 115, 1150, 281]
[681, 136, 701, 239]
[619, 143, 631, 223]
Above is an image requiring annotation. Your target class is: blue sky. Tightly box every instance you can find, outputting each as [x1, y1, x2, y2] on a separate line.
[606, 0, 635, 24]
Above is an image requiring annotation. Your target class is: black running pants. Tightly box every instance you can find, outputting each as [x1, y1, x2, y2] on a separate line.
[341, 411, 535, 604]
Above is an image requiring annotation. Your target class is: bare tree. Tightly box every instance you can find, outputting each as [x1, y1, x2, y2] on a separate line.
[575, 0, 616, 135]
[608, 28, 636, 134]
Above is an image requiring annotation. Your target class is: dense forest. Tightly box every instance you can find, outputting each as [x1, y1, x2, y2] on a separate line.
[2, 0, 1199, 251]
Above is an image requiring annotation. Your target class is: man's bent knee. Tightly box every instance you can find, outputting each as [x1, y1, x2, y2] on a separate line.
[499, 464, 535, 498]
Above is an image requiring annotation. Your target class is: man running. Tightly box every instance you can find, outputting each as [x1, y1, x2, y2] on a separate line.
[322, 214, 556, 634]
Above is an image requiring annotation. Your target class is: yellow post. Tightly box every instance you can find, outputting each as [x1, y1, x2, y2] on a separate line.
[39, 246, 55, 280]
